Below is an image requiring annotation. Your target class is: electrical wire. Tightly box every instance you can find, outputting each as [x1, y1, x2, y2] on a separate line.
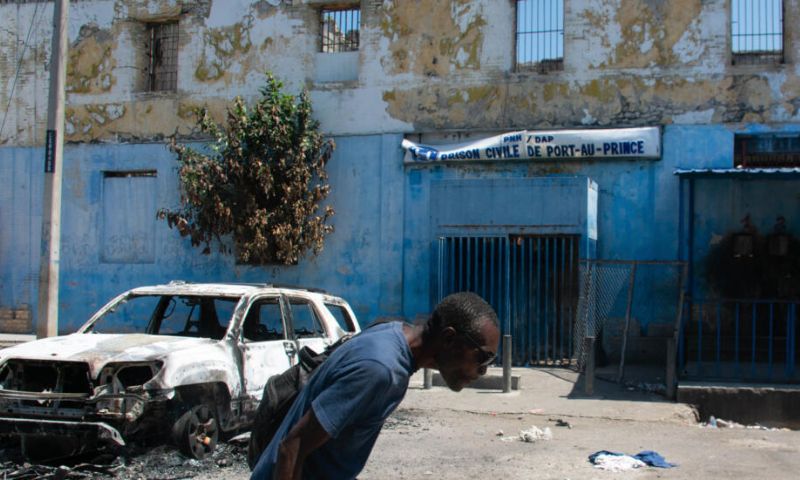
[0, 1, 42, 142]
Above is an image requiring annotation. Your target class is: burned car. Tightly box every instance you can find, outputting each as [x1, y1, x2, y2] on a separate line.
[0, 282, 359, 460]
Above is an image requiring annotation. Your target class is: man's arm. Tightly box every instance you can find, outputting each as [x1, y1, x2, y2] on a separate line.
[274, 408, 331, 480]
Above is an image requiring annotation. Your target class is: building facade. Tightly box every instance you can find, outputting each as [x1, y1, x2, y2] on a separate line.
[1, 0, 799, 378]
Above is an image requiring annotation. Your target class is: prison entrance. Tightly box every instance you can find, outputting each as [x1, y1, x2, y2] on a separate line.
[436, 235, 580, 366]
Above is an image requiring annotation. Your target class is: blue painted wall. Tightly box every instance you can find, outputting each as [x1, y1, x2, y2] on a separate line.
[0, 135, 407, 333]
[2, 123, 800, 335]
[0, 148, 43, 316]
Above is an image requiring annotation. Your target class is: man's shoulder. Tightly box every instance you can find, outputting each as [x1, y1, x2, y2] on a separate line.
[328, 322, 411, 378]
[347, 321, 402, 348]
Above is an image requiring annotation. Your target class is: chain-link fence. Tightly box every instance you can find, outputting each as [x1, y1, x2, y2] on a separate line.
[574, 261, 631, 370]
[574, 260, 687, 377]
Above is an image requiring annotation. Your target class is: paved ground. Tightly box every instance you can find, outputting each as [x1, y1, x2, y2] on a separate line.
[358, 367, 800, 479]
[3, 367, 798, 479]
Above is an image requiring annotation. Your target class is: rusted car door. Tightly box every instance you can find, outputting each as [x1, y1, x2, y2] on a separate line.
[239, 295, 296, 397]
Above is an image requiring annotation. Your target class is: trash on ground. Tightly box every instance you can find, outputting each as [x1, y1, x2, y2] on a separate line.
[0, 460, 125, 479]
[0, 442, 248, 480]
[552, 418, 572, 428]
[700, 415, 788, 431]
[624, 381, 667, 395]
[588, 450, 677, 471]
[589, 452, 646, 471]
[228, 432, 251, 444]
[518, 426, 553, 443]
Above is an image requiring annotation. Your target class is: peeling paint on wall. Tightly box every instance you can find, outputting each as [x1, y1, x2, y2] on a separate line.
[64, 98, 228, 142]
[1, 0, 799, 145]
[612, 0, 702, 68]
[195, 18, 253, 83]
[379, 0, 486, 76]
[381, 70, 797, 131]
[67, 24, 116, 94]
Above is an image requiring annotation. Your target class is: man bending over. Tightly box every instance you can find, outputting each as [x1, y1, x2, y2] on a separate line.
[250, 291, 500, 480]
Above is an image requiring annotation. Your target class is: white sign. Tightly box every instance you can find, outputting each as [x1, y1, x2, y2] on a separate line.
[401, 127, 661, 163]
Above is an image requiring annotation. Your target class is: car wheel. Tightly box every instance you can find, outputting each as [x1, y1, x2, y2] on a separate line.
[172, 404, 219, 459]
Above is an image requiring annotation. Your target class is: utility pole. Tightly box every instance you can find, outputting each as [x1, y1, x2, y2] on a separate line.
[37, 0, 69, 339]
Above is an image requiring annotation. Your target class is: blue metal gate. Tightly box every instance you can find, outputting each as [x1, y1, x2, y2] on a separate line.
[679, 298, 800, 382]
[437, 235, 579, 366]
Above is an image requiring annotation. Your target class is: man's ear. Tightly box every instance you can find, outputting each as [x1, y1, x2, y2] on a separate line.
[439, 326, 457, 345]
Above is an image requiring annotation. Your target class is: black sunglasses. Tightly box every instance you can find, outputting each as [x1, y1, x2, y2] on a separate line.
[458, 330, 496, 367]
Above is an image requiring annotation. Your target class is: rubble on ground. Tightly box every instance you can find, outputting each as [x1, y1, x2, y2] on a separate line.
[0, 441, 249, 479]
[700, 415, 790, 431]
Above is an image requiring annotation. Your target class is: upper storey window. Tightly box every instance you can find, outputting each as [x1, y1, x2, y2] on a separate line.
[145, 22, 178, 91]
[516, 0, 564, 73]
[731, 0, 783, 65]
[735, 134, 800, 168]
[320, 7, 360, 53]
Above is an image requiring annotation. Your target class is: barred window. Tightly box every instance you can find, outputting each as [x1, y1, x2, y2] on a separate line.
[735, 134, 800, 168]
[146, 22, 178, 91]
[516, 0, 564, 72]
[731, 0, 783, 65]
[320, 7, 360, 53]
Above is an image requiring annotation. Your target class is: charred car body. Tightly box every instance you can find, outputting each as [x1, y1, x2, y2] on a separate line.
[0, 282, 359, 460]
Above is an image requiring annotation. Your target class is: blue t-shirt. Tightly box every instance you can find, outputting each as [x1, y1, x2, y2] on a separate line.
[251, 321, 415, 480]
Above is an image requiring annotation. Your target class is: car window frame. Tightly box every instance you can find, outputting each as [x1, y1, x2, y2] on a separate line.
[284, 295, 328, 340]
[240, 294, 290, 343]
[322, 300, 358, 333]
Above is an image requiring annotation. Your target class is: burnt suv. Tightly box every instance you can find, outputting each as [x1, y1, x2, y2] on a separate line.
[0, 282, 359, 460]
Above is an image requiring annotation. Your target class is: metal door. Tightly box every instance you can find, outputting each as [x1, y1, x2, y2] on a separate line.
[437, 235, 579, 365]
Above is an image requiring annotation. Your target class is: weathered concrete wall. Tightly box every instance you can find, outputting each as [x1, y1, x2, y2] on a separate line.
[0, 134, 406, 333]
[1, 0, 799, 146]
[2, 0, 800, 361]
[3, 122, 800, 337]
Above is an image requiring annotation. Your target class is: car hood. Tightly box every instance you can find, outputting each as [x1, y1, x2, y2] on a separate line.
[0, 333, 218, 377]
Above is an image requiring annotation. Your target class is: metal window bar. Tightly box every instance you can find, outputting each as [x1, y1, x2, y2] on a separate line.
[320, 8, 360, 53]
[516, 0, 563, 72]
[147, 22, 178, 92]
[436, 235, 579, 366]
[734, 134, 800, 168]
[680, 298, 800, 383]
[731, 0, 783, 65]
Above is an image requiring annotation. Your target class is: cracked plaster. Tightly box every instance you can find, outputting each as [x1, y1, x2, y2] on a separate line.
[1, 0, 799, 145]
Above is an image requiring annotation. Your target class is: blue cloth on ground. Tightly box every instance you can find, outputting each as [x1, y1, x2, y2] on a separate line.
[588, 450, 677, 468]
[634, 450, 676, 468]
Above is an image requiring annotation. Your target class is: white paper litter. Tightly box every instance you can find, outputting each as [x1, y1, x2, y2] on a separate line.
[518, 426, 553, 443]
[592, 454, 646, 472]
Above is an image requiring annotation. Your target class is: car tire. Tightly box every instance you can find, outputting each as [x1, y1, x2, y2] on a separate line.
[172, 404, 219, 459]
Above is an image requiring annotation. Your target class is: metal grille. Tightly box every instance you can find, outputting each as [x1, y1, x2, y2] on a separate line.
[437, 237, 509, 339]
[680, 299, 800, 382]
[731, 0, 783, 64]
[516, 0, 564, 72]
[436, 235, 579, 366]
[147, 22, 178, 92]
[508, 235, 579, 365]
[320, 7, 360, 53]
[735, 134, 800, 167]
